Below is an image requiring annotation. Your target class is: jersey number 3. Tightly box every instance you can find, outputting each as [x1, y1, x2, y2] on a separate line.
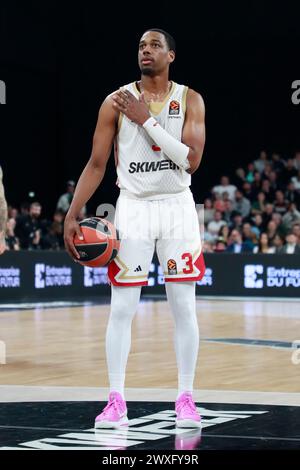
[182, 253, 193, 274]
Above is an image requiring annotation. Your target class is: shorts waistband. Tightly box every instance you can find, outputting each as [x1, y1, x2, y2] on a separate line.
[119, 188, 191, 201]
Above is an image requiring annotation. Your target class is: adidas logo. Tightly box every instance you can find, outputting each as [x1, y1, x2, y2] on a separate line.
[134, 265, 142, 272]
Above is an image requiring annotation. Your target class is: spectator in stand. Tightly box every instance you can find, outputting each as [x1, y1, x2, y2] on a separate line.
[202, 240, 215, 253]
[271, 153, 285, 173]
[272, 233, 285, 253]
[212, 176, 237, 202]
[251, 191, 267, 215]
[207, 210, 227, 240]
[57, 181, 87, 216]
[213, 192, 226, 212]
[230, 211, 243, 231]
[5, 218, 20, 250]
[245, 163, 255, 183]
[261, 203, 274, 230]
[226, 229, 253, 253]
[214, 237, 227, 252]
[254, 150, 269, 174]
[53, 209, 65, 237]
[215, 191, 230, 213]
[266, 220, 278, 244]
[15, 201, 45, 250]
[291, 170, 300, 191]
[285, 181, 300, 205]
[280, 159, 298, 186]
[279, 233, 300, 254]
[242, 181, 255, 202]
[261, 179, 275, 202]
[269, 171, 279, 191]
[251, 213, 264, 238]
[292, 222, 300, 244]
[242, 223, 258, 251]
[282, 203, 300, 230]
[203, 228, 215, 244]
[253, 232, 275, 253]
[57, 180, 76, 213]
[271, 213, 287, 238]
[41, 222, 64, 250]
[233, 167, 246, 189]
[261, 162, 273, 181]
[222, 199, 234, 224]
[234, 189, 251, 218]
[41, 209, 65, 250]
[252, 171, 262, 196]
[204, 198, 215, 224]
[219, 224, 230, 244]
[274, 190, 288, 215]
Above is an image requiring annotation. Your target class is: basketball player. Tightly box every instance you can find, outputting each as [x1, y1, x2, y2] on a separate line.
[0, 166, 8, 255]
[64, 29, 206, 429]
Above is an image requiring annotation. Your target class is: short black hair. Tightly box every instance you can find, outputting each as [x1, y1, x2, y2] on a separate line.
[144, 28, 176, 53]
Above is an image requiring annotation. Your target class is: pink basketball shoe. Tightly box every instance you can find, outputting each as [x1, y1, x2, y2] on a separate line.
[175, 392, 202, 428]
[95, 391, 128, 429]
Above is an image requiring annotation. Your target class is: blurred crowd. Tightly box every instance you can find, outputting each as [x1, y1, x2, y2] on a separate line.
[4, 150, 300, 253]
[201, 150, 300, 253]
[5, 180, 87, 251]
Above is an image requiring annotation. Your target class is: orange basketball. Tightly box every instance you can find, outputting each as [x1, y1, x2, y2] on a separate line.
[73, 217, 120, 268]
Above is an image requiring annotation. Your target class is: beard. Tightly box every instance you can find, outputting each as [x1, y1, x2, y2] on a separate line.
[141, 67, 155, 76]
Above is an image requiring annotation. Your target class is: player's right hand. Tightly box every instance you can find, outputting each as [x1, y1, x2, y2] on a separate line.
[64, 216, 83, 260]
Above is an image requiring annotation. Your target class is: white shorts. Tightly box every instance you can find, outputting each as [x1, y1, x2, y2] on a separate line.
[108, 189, 205, 286]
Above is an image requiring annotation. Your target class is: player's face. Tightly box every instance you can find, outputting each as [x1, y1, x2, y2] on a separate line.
[138, 31, 174, 76]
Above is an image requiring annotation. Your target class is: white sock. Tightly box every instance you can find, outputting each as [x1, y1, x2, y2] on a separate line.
[177, 374, 194, 398]
[108, 373, 126, 399]
[165, 282, 199, 400]
[106, 285, 142, 401]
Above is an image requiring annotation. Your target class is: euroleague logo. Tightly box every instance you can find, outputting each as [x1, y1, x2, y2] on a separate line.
[169, 99, 180, 115]
[167, 258, 177, 275]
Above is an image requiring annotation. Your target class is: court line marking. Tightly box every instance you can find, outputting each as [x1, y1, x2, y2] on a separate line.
[202, 337, 294, 350]
[1, 295, 300, 312]
[0, 386, 299, 406]
[0, 425, 86, 432]
[0, 426, 299, 444]
[204, 433, 300, 442]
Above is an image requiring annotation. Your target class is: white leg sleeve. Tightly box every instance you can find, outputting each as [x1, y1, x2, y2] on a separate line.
[165, 282, 199, 396]
[106, 285, 142, 399]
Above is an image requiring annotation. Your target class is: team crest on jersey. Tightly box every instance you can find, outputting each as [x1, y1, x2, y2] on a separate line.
[167, 259, 177, 275]
[169, 100, 180, 115]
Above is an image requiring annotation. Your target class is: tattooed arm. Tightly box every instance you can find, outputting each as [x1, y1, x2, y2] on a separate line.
[0, 166, 8, 254]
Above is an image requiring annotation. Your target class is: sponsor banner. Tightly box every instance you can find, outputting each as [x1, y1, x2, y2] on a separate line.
[0, 252, 299, 301]
[35, 264, 72, 289]
[0, 267, 20, 288]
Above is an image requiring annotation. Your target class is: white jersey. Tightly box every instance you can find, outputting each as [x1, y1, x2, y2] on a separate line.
[115, 81, 191, 199]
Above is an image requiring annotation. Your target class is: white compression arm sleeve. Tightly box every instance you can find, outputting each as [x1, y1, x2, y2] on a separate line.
[143, 117, 190, 170]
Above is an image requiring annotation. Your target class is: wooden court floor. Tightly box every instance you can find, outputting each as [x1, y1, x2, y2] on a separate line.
[1, 298, 300, 393]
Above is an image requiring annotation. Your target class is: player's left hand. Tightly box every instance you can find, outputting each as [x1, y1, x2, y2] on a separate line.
[112, 89, 150, 126]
